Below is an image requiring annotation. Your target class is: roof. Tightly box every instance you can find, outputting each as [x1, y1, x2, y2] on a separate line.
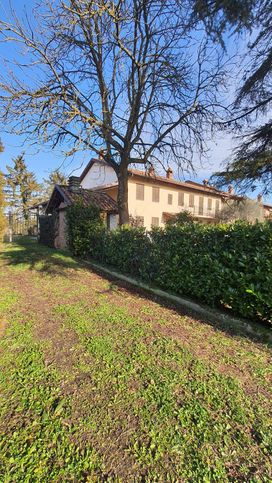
[128, 168, 234, 198]
[80, 158, 231, 197]
[80, 159, 272, 207]
[28, 200, 49, 211]
[79, 158, 108, 182]
[46, 185, 118, 214]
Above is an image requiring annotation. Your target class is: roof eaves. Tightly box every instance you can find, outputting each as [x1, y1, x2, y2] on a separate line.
[128, 170, 226, 196]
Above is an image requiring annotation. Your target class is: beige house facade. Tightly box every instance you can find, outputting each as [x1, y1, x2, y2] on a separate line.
[79, 158, 272, 229]
[43, 157, 272, 249]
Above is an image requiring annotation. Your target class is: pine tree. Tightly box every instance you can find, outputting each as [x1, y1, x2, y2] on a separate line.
[193, 0, 272, 193]
[6, 154, 42, 220]
[42, 169, 67, 199]
[0, 141, 6, 239]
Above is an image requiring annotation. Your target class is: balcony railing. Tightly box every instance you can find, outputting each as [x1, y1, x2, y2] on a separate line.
[181, 205, 218, 218]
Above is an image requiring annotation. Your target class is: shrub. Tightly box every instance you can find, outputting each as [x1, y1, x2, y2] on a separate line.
[67, 211, 272, 325]
[165, 210, 194, 226]
[66, 202, 103, 257]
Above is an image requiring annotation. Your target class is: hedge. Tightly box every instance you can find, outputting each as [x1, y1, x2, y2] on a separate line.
[66, 206, 272, 325]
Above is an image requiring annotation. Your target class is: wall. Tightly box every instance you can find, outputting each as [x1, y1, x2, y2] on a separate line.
[81, 162, 117, 189]
[39, 215, 57, 248]
[55, 209, 68, 249]
[128, 179, 222, 229]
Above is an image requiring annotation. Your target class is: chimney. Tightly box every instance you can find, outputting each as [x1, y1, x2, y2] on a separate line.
[68, 176, 81, 193]
[257, 193, 263, 203]
[99, 149, 106, 160]
[228, 185, 234, 195]
[166, 167, 173, 179]
[203, 179, 209, 186]
[148, 164, 155, 176]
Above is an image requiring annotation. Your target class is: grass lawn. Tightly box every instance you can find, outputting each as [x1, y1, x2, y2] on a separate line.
[0, 237, 271, 481]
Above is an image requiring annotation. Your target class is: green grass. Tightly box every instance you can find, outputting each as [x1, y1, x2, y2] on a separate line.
[0, 316, 102, 481]
[55, 303, 272, 481]
[0, 237, 271, 481]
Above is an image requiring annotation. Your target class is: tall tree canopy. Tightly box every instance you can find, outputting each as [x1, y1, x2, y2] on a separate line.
[42, 169, 67, 199]
[192, 0, 258, 43]
[0, 0, 227, 223]
[5, 155, 42, 220]
[198, 0, 272, 193]
[0, 141, 6, 238]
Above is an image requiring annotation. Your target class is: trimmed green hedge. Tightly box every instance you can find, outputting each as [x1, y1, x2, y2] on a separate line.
[67, 206, 272, 324]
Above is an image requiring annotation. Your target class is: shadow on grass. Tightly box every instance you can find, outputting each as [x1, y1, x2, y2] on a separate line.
[2, 236, 271, 347]
[89, 264, 272, 348]
[1, 236, 79, 278]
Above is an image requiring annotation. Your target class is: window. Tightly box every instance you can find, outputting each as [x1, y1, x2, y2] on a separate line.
[199, 196, 204, 215]
[152, 186, 160, 202]
[136, 183, 144, 200]
[215, 199, 220, 213]
[208, 198, 212, 210]
[189, 194, 194, 207]
[135, 216, 144, 227]
[151, 217, 159, 227]
[168, 193, 173, 205]
[178, 192, 184, 206]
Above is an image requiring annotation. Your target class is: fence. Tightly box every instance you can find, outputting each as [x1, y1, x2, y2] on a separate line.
[6, 212, 39, 237]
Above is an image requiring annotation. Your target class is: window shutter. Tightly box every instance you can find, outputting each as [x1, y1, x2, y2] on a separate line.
[199, 196, 204, 215]
[136, 183, 144, 200]
[178, 192, 184, 206]
[152, 187, 160, 202]
[151, 217, 159, 227]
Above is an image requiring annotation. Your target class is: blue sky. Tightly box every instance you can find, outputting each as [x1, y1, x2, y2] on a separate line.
[0, 0, 270, 202]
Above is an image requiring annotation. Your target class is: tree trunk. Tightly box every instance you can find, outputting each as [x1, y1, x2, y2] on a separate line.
[117, 165, 129, 225]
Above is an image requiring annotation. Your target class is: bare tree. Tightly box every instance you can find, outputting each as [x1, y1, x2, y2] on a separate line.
[0, 0, 227, 223]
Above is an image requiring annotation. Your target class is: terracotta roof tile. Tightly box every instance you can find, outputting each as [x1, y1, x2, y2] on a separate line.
[128, 168, 232, 197]
[60, 186, 118, 212]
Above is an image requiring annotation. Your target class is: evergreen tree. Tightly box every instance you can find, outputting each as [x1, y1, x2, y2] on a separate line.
[6, 154, 42, 220]
[42, 169, 67, 199]
[0, 141, 6, 239]
[193, 1, 272, 193]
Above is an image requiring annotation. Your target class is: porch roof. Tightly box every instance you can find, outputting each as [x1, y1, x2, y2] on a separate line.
[46, 185, 118, 215]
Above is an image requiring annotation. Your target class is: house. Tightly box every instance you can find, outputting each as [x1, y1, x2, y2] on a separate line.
[43, 177, 118, 248]
[42, 155, 272, 248]
[79, 156, 272, 229]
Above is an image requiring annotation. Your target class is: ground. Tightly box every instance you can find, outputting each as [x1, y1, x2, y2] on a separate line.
[0, 238, 271, 481]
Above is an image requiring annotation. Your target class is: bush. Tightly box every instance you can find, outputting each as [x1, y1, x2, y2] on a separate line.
[67, 211, 272, 325]
[66, 202, 103, 257]
[165, 210, 194, 226]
